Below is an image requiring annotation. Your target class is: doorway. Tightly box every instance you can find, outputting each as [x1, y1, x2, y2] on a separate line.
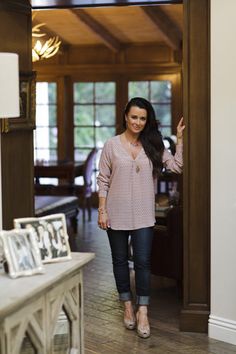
[32, 0, 210, 333]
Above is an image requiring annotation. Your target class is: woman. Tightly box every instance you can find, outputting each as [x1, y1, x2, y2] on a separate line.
[97, 97, 185, 338]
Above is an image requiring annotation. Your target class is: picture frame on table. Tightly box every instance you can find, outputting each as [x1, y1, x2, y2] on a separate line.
[14, 213, 72, 264]
[1, 71, 36, 133]
[0, 229, 44, 279]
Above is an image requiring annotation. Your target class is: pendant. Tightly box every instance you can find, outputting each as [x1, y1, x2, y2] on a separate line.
[136, 165, 140, 173]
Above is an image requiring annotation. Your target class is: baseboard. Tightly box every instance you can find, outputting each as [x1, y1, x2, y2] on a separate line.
[209, 315, 236, 346]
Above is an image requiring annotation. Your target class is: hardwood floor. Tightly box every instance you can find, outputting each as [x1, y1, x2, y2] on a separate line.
[75, 210, 236, 354]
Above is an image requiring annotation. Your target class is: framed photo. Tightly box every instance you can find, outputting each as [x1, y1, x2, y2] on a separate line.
[0, 229, 44, 279]
[14, 214, 71, 264]
[1, 71, 36, 133]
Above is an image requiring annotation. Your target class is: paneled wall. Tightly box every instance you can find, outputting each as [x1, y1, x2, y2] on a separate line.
[34, 43, 183, 161]
[0, 0, 34, 228]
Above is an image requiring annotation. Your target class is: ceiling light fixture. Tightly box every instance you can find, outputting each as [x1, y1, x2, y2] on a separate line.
[32, 23, 61, 62]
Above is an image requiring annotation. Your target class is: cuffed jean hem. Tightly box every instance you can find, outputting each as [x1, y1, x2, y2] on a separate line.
[136, 295, 150, 306]
[119, 292, 132, 302]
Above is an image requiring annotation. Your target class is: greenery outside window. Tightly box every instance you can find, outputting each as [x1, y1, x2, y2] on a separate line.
[34, 82, 58, 185]
[34, 82, 58, 162]
[73, 82, 116, 190]
[128, 80, 172, 136]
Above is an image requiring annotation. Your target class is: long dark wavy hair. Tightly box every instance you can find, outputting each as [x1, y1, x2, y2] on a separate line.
[123, 97, 164, 177]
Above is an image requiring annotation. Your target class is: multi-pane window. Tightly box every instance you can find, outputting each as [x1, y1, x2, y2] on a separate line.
[34, 82, 58, 162]
[73, 82, 116, 189]
[128, 81, 172, 136]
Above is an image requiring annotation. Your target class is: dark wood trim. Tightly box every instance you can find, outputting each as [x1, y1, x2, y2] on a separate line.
[64, 76, 74, 161]
[32, 0, 182, 10]
[141, 6, 182, 50]
[180, 0, 210, 333]
[116, 76, 128, 134]
[57, 77, 67, 161]
[180, 310, 209, 333]
[0, 0, 31, 12]
[33, 63, 181, 76]
[1, 0, 34, 229]
[70, 9, 122, 53]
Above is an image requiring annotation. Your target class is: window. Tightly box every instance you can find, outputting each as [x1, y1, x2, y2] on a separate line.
[34, 82, 58, 162]
[128, 81, 172, 136]
[73, 82, 116, 189]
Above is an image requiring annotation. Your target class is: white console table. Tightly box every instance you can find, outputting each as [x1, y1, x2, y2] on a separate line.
[0, 252, 95, 354]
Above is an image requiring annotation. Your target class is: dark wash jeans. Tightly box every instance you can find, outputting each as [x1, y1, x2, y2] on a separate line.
[107, 227, 153, 306]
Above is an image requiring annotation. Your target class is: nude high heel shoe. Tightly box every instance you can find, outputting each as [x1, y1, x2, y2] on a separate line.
[136, 310, 150, 338]
[124, 305, 136, 330]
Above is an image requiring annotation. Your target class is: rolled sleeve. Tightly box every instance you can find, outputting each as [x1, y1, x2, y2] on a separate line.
[162, 143, 183, 173]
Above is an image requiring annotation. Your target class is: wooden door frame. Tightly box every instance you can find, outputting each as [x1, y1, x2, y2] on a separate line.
[180, 0, 210, 332]
[31, 0, 211, 333]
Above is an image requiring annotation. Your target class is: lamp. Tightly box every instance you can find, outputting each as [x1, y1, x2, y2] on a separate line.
[32, 23, 61, 62]
[0, 53, 20, 229]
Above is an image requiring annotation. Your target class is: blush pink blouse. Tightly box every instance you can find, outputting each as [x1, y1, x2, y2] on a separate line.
[97, 135, 183, 230]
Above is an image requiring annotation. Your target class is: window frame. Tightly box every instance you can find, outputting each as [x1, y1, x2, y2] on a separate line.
[72, 79, 117, 191]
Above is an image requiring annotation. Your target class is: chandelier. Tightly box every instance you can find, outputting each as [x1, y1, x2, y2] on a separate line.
[32, 23, 61, 62]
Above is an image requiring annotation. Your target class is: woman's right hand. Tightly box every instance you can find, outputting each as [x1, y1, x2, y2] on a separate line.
[98, 211, 110, 230]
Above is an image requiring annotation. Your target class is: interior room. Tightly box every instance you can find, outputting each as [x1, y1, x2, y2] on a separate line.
[1, 0, 236, 353]
[32, 3, 186, 352]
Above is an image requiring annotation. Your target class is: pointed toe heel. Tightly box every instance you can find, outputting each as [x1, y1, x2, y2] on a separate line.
[124, 318, 136, 330]
[136, 311, 150, 338]
[137, 325, 150, 338]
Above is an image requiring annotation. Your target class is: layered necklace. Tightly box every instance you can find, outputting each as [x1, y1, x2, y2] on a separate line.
[124, 132, 141, 173]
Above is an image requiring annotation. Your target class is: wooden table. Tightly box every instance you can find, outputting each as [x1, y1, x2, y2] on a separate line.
[0, 252, 95, 354]
[34, 161, 84, 184]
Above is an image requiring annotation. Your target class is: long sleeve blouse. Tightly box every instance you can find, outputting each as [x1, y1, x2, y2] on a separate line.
[97, 135, 183, 230]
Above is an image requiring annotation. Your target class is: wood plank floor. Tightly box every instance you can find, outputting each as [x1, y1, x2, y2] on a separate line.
[75, 210, 236, 354]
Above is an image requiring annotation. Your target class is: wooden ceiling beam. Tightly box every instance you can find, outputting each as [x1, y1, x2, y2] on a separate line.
[141, 6, 182, 50]
[69, 9, 122, 53]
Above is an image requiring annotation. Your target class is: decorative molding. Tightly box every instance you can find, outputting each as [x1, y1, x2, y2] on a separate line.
[209, 315, 236, 346]
[33, 63, 181, 77]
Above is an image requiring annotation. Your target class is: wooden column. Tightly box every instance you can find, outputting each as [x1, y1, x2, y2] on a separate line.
[116, 76, 128, 135]
[57, 76, 74, 161]
[0, 0, 34, 229]
[180, 0, 210, 332]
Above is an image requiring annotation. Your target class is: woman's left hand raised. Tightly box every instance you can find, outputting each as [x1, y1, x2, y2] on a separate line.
[176, 117, 185, 139]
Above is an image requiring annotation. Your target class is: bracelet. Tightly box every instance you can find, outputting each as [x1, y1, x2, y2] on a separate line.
[98, 207, 107, 214]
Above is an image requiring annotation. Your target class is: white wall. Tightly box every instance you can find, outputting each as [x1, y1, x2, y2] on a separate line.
[209, 0, 236, 345]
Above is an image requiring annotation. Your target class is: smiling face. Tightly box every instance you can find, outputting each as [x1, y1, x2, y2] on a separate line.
[125, 105, 147, 135]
